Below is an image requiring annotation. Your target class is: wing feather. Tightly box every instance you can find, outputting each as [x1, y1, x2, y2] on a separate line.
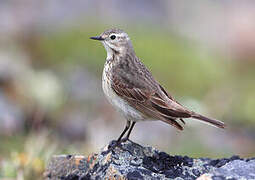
[109, 56, 193, 130]
[108, 55, 225, 129]
[111, 76, 190, 130]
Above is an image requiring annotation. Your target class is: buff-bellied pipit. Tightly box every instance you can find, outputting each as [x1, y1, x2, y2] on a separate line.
[90, 28, 225, 144]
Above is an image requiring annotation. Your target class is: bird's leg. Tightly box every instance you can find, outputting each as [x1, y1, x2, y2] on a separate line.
[107, 121, 137, 156]
[122, 121, 136, 142]
[122, 121, 143, 148]
[108, 121, 131, 150]
[117, 120, 131, 142]
[121, 121, 140, 155]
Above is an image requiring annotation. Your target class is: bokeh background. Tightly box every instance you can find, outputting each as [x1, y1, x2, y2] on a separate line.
[1, 0, 255, 179]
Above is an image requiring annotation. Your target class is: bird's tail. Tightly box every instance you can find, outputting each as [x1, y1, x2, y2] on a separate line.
[191, 113, 226, 129]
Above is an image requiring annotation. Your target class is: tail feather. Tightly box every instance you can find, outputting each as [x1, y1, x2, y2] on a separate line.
[191, 113, 226, 129]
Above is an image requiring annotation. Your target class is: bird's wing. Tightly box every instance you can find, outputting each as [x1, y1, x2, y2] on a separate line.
[111, 60, 191, 130]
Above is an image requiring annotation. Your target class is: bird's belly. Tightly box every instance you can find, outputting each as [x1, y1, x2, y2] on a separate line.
[102, 67, 145, 121]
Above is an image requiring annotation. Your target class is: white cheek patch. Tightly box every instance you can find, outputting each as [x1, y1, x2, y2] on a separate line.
[102, 41, 113, 59]
[105, 41, 123, 53]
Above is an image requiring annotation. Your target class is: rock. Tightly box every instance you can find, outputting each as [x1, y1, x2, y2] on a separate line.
[44, 141, 255, 180]
[198, 158, 255, 180]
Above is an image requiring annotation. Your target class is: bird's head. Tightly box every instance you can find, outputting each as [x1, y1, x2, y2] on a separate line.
[90, 28, 133, 59]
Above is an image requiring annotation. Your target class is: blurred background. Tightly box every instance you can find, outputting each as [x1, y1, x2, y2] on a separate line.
[0, 0, 255, 179]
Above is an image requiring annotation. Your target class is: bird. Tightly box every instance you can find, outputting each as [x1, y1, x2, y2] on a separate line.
[90, 28, 225, 144]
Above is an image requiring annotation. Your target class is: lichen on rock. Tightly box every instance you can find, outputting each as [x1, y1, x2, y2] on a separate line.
[44, 140, 255, 180]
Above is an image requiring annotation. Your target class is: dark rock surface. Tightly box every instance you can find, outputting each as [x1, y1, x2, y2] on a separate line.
[44, 140, 255, 180]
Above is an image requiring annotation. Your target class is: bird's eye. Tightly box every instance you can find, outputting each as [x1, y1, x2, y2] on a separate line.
[110, 35, 116, 40]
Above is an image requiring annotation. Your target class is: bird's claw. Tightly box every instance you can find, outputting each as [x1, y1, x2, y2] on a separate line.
[104, 138, 134, 155]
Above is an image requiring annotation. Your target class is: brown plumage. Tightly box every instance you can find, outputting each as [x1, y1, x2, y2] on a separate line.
[90, 28, 225, 142]
[110, 53, 225, 130]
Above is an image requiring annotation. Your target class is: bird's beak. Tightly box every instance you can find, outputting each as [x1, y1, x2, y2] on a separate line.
[90, 36, 104, 41]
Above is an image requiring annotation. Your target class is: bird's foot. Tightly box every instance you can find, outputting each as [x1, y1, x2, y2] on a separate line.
[104, 140, 123, 154]
[107, 140, 119, 149]
[105, 138, 133, 155]
[107, 138, 128, 150]
[120, 136, 129, 143]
